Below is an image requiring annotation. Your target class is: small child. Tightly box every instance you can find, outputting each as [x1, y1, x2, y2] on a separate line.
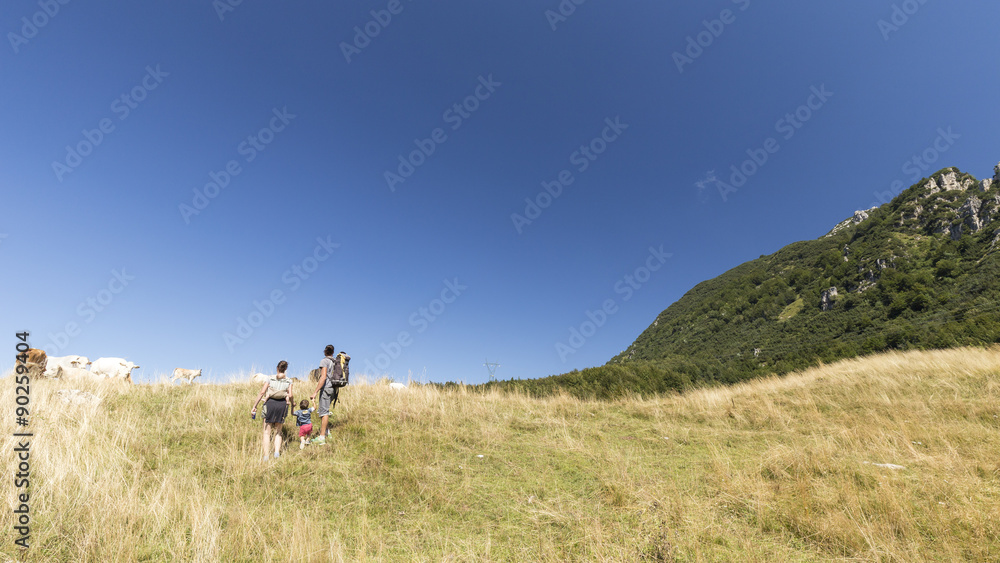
[293, 400, 315, 449]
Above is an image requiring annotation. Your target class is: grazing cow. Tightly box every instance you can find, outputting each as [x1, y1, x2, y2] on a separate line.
[251, 372, 269, 384]
[18, 348, 47, 378]
[43, 355, 91, 378]
[54, 365, 95, 380]
[171, 368, 202, 384]
[309, 368, 322, 383]
[90, 357, 140, 382]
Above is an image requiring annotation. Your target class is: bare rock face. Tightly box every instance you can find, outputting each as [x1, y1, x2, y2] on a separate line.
[925, 171, 973, 196]
[939, 172, 961, 191]
[825, 207, 877, 237]
[900, 203, 923, 223]
[958, 195, 984, 233]
[820, 287, 838, 311]
[924, 176, 940, 195]
[995, 162, 1000, 185]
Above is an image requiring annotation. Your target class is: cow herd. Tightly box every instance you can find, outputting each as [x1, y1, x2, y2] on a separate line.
[18, 348, 201, 384]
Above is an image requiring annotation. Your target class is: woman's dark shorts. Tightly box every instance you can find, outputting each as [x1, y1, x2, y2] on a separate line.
[262, 398, 287, 424]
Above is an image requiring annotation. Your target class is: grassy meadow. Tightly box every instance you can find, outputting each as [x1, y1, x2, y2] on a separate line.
[3, 347, 1000, 561]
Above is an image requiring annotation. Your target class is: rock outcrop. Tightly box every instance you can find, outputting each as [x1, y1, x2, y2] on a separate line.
[825, 208, 877, 237]
[924, 170, 974, 195]
[820, 287, 838, 311]
[958, 195, 984, 233]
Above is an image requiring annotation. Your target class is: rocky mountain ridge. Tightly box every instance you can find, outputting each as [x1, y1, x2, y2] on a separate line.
[603, 161, 1000, 388]
[829, 164, 1000, 239]
[488, 162, 1000, 400]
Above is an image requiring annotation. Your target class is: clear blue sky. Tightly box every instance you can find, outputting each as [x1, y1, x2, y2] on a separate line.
[2, 1, 998, 384]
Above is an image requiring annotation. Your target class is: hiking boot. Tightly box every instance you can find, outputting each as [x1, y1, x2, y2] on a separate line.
[313, 436, 326, 446]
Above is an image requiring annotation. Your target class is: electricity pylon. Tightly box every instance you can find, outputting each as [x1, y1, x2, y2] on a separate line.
[484, 359, 500, 381]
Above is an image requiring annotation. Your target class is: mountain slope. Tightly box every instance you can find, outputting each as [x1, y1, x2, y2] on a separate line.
[491, 164, 1000, 398]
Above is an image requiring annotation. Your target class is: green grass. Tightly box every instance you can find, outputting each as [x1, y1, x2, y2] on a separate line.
[778, 297, 805, 322]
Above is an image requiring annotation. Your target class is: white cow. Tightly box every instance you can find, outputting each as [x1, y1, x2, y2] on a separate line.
[54, 365, 96, 380]
[251, 372, 269, 384]
[43, 355, 91, 378]
[171, 368, 202, 384]
[90, 357, 140, 382]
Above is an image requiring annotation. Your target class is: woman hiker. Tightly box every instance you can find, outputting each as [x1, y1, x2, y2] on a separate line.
[251, 360, 293, 460]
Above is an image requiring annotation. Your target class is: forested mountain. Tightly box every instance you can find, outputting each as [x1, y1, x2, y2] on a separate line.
[487, 164, 1000, 399]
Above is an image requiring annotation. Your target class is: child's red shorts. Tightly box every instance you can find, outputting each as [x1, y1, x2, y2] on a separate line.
[298, 423, 313, 437]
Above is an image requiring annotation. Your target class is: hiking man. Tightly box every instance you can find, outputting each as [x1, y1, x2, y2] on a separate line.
[310, 344, 349, 445]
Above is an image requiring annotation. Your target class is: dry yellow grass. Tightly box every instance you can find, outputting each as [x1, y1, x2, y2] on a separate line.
[2, 347, 1000, 561]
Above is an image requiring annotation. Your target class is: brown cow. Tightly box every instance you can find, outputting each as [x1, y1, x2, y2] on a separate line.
[17, 348, 47, 378]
